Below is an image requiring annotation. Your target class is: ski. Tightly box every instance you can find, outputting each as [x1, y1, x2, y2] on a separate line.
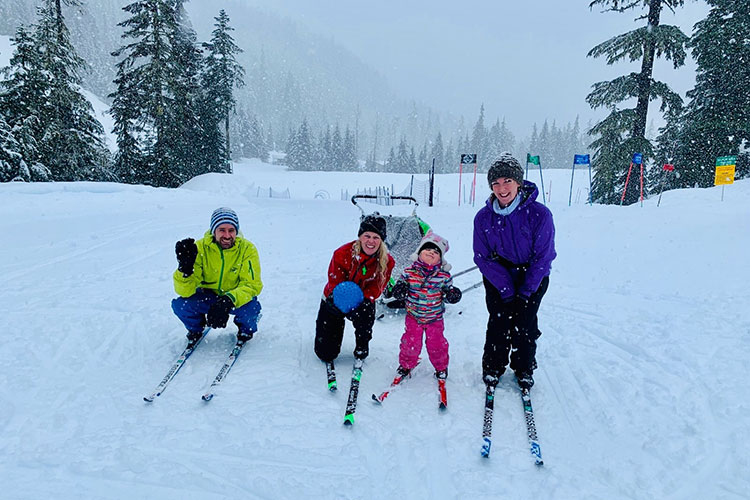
[521, 387, 544, 466]
[343, 358, 364, 425]
[371, 370, 409, 404]
[201, 340, 248, 402]
[437, 378, 448, 410]
[480, 383, 495, 458]
[143, 327, 211, 403]
[326, 361, 337, 391]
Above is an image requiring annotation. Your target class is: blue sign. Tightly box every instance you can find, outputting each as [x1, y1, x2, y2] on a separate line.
[573, 154, 590, 165]
[632, 153, 643, 164]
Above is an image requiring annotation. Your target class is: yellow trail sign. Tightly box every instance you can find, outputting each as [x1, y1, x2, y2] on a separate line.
[714, 165, 735, 186]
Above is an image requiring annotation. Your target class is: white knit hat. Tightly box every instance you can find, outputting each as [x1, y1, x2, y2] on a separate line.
[410, 231, 451, 271]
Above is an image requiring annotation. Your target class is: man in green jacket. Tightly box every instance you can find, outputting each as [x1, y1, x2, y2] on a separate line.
[172, 207, 263, 344]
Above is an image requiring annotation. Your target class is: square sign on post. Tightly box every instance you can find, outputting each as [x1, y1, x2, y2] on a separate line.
[461, 154, 477, 164]
[714, 156, 736, 185]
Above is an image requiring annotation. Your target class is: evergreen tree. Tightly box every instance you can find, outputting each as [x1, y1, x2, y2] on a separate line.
[538, 120, 552, 168]
[431, 132, 445, 173]
[169, 1, 205, 178]
[444, 139, 456, 173]
[0, 3, 111, 182]
[471, 104, 488, 169]
[408, 145, 418, 174]
[249, 115, 269, 162]
[110, 0, 201, 187]
[418, 141, 429, 174]
[331, 124, 343, 171]
[318, 126, 332, 170]
[201, 9, 245, 169]
[386, 146, 397, 173]
[342, 126, 358, 171]
[0, 113, 23, 181]
[528, 123, 539, 160]
[587, 0, 688, 204]
[286, 119, 313, 171]
[666, 0, 750, 187]
[0, 25, 48, 178]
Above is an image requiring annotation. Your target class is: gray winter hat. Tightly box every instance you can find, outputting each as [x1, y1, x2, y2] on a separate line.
[487, 152, 524, 186]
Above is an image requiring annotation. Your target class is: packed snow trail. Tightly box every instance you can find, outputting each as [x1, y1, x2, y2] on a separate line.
[0, 162, 748, 499]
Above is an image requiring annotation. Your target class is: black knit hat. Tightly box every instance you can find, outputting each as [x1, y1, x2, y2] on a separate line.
[358, 214, 387, 241]
[487, 152, 524, 186]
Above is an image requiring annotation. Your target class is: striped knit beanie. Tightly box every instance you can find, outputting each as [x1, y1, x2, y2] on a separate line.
[210, 207, 239, 234]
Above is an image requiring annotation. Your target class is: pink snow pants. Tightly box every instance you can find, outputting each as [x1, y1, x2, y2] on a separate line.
[398, 315, 449, 372]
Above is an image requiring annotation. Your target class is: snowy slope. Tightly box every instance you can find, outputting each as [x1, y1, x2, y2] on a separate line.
[0, 161, 748, 500]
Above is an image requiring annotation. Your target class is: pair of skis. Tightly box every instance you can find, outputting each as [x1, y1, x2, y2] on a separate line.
[143, 327, 249, 403]
[371, 368, 448, 410]
[327, 361, 447, 426]
[326, 359, 364, 425]
[481, 382, 544, 466]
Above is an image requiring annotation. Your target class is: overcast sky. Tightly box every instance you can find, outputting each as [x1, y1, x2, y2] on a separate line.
[240, 0, 710, 136]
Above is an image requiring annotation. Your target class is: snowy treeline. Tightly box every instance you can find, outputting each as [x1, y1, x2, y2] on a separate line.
[586, 0, 749, 204]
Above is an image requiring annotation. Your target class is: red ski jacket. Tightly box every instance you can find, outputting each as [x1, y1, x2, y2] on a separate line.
[322, 241, 395, 303]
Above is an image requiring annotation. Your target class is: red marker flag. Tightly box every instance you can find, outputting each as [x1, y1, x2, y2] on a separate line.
[663, 164, 674, 172]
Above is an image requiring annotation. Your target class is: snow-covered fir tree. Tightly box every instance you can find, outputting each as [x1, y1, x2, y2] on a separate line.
[285, 119, 313, 170]
[0, 1, 111, 182]
[110, 0, 205, 187]
[586, 0, 688, 204]
[662, 0, 750, 187]
[0, 112, 22, 181]
[201, 9, 245, 170]
[471, 104, 489, 170]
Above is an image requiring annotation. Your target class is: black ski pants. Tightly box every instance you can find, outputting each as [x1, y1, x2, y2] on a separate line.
[482, 275, 549, 377]
[314, 298, 375, 363]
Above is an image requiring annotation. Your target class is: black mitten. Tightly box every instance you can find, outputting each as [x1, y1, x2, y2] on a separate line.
[391, 281, 409, 301]
[444, 286, 462, 304]
[175, 238, 198, 276]
[206, 295, 234, 328]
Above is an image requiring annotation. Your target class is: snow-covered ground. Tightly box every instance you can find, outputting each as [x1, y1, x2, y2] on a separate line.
[1, 159, 748, 499]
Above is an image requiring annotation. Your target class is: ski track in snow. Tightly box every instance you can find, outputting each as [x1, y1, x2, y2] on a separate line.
[0, 162, 748, 499]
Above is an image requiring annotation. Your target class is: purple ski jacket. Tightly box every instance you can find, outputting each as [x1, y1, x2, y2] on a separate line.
[473, 180, 556, 301]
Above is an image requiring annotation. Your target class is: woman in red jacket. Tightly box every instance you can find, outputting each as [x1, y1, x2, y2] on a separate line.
[314, 215, 395, 364]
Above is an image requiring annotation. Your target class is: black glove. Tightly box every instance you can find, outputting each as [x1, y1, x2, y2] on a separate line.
[444, 286, 462, 304]
[391, 281, 409, 301]
[175, 238, 198, 276]
[348, 298, 375, 323]
[206, 295, 234, 329]
[506, 295, 530, 319]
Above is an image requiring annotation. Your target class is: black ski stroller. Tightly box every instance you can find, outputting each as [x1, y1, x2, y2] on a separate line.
[351, 194, 431, 318]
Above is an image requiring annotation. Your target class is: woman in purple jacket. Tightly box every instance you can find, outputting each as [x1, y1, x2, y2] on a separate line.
[473, 153, 556, 390]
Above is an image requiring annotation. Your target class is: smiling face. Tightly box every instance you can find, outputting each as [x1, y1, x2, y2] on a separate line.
[490, 177, 521, 208]
[358, 231, 382, 256]
[214, 223, 237, 249]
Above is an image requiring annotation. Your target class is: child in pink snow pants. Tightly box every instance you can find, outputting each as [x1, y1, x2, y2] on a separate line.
[390, 231, 462, 379]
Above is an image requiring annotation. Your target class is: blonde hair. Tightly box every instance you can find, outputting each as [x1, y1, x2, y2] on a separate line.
[352, 240, 390, 290]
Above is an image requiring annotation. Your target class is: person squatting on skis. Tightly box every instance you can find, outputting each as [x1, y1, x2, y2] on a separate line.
[314, 215, 395, 364]
[473, 153, 556, 390]
[172, 207, 263, 344]
[390, 231, 462, 380]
